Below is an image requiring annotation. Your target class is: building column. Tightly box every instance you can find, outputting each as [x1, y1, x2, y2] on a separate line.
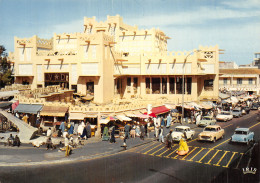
[95, 112, 101, 137]
[167, 76, 169, 94]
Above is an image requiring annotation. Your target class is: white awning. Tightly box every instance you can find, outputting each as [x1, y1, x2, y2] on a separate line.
[117, 115, 132, 121]
[69, 112, 87, 120]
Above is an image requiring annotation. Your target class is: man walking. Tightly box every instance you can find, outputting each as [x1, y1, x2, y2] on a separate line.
[124, 123, 130, 139]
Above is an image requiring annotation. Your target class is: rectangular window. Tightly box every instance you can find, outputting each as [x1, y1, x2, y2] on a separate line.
[187, 77, 192, 94]
[176, 77, 183, 94]
[249, 78, 253, 84]
[162, 77, 167, 94]
[86, 82, 94, 95]
[204, 79, 214, 91]
[237, 78, 242, 84]
[169, 77, 175, 94]
[71, 85, 77, 93]
[133, 77, 138, 94]
[92, 45, 96, 59]
[152, 78, 160, 94]
[223, 78, 228, 84]
[146, 78, 150, 94]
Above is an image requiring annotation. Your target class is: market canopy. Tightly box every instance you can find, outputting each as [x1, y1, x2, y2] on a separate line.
[151, 105, 170, 115]
[219, 93, 230, 99]
[116, 115, 132, 121]
[40, 106, 68, 117]
[69, 112, 87, 120]
[14, 104, 43, 114]
[0, 102, 12, 109]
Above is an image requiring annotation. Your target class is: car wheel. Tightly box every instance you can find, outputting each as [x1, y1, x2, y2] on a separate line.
[190, 134, 194, 140]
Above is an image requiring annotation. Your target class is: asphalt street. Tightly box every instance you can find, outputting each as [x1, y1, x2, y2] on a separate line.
[0, 110, 259, 183]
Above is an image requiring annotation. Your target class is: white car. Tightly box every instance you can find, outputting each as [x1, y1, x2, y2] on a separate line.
[171, 126, 195, 141]
[216, 111, 233, 122]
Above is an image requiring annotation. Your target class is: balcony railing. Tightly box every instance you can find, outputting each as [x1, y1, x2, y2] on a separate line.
[219, 84, 258, 89]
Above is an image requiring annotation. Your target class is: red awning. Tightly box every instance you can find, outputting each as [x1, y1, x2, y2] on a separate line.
[151, 106, 170, 115]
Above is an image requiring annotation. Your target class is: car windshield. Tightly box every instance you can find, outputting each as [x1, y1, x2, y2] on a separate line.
[221, 112, 230, 115]
[204, 127, 216, 132]
[175, 128, 185, 132]
[235, 131, 248, 135]
[202, 117, 210, 120]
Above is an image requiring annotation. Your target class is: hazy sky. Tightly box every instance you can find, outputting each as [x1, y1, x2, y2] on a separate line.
[0, 0, 259, 65]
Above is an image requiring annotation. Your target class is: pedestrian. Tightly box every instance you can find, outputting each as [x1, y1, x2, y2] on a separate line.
[35, 117, 41, 128]
[7, 134, 14, 146]
[86, 122, 91, 138]
[13, 135, 21, 147]
[65, 134, 71, 157]
[46, 137, 54, 150]
[102, 126, 110, 141]
[154, 119, 160, 138]
[158, 126, 164, 143]
[161, 116, 165, 127]
[22, 114, 29, 124]
[124, 123, 130, 139]
[166, 130, 173, 149]
[110, 126, 116, 143]
[135, 124, 141, 137]
[47, 127, 52, 137]
[68, 123, 74, 135]
[166, 114, 172, 128]
[140, 124, 145, 140]
[59, 121, 66, 133]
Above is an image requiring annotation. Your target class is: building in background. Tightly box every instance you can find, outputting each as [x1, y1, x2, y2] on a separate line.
[219, 68, 260, 95]
[9, 15, 220, 104]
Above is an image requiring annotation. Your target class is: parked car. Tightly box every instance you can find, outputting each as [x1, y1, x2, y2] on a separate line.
[198, 125, 224, 142]
[171, 126, 195, 141]
[216, 111, 233, 122]
[197, 116, 216, 127]
[251, 103, 259, 110]
[244, 106, 250, 114]
[230, 128, 254, 145]
[232, 108, 242, 118]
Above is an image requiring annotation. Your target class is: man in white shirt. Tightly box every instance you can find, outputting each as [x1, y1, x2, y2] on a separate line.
[47, 128, 52, 137]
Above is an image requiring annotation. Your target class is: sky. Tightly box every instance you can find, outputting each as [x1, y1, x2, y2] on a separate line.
[0, 0, 259, 65]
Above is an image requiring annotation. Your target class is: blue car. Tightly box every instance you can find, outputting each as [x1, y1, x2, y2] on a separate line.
[230, 128, 254, 145]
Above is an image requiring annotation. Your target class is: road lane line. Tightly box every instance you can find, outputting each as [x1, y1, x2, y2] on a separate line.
[181, 147, 199, 160]
[156, 145, 176, 157]
[223, 152, 238, 168]
[142, 144, 162, 155]
[196, 148, 213, 163]
[205, 149, 222, 165]
[212, 138, 230, 149]
[249, 121, 260, 129]
[136, 142, 157, 153]
[165, 147, 178, 158]
[187, 138, 198, 144]
[213, 151, 230, 166]
[150, 145, 166, 156]
[235, 153, 244, 169]
[187, 147, 206, 162]
[222, 124, 233, 128]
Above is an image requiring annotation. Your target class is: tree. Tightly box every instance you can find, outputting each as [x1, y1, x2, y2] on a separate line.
[0, 45, 13, 88]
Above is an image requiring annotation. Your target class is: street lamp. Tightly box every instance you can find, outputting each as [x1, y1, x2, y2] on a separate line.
[181, 49, 201, 124]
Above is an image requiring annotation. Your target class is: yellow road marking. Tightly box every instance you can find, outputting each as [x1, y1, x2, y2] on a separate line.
[223, 152, 238, 168]
[205, 149, 222, 165]
[249, 121, 260, 129]
[187, 138, 198, 144]
[212, 138, 230, 149]
[196, 148, 213, 163]
[150, 145, 166, 156]
[165, 147, 178, 158]
[142, 144, 162, 155]
[187, 148, 206, 162]
[213, 151, 229, 166]
[136, 142, 157, 153]
[181, 147, 199, 160]
[156, 145, 176, 157]
[223, 124, 233, 128]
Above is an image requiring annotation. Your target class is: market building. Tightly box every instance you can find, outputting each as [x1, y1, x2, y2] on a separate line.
[7, 15, 221, 136]
[9, 15, 220, 104]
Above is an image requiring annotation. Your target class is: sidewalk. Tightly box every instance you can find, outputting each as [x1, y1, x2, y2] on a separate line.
[0, 122, 196, 166]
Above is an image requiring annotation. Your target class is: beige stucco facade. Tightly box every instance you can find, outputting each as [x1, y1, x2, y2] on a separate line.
[9, 15, 220, 104]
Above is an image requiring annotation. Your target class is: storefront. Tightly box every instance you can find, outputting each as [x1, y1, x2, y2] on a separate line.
[44, 73, 69, 89]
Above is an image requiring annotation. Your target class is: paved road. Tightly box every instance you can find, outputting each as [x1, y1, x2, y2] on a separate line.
[0, 110, 259, 183]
